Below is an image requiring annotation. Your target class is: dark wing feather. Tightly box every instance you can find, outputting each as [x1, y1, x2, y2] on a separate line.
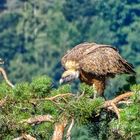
[79, 47, 135, 76]
[61, 42, 95, 67]
[61, 42, 114, 68]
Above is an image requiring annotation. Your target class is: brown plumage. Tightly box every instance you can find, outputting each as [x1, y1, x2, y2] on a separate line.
[60, 42, 135, 96]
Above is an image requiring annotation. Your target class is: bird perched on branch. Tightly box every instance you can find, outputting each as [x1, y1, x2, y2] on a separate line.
[60, 42, 135, 96]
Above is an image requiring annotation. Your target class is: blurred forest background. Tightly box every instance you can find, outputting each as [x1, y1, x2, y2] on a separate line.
[0, 0, 140, 95]
[0, 1, 140, 140]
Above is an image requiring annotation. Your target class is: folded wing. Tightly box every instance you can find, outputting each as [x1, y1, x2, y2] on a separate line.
[79, 47, 135, 76]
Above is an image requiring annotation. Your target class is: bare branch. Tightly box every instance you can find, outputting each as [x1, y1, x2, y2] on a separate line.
[117, 100, 132, 105]
[13, 136, 23, 140]
[104, 92, 134, 108]
[13, 134, 36, 140]
[31, 93, 73, 102]
[110, 102, 120, 119]
[0, 67, 14, 88]
[66, 118, 74, 140]
[111, 92, 134, 104]
[52, 117, 67, 140]
[20, 115, 53, 124]
[104, 92, 134, 119]
[44, 93, 73, 100]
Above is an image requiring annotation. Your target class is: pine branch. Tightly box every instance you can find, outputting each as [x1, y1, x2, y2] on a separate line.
[110, 102, 120, 119]
[104, 92, 134, 119]
[111, 92, 133, 104]
[104, 92, 133, 107]
[13, 134, 36, 140]
[44, 93, 73, 100]
[31, 93, 73, 102]
[52, 116, 67, 140]
[20, 115, 53, 124]
[117, 100, 132, 105]
[66, 118, 74, 140]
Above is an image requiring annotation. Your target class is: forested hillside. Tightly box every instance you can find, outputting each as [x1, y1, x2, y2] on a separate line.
[0, 0, 140, 84]
[0, 0, 140, 140]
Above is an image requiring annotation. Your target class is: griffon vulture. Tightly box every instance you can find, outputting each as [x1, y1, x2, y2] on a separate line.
[60, 42, 135, 96]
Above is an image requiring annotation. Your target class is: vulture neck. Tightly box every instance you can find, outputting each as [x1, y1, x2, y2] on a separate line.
[79, 70, 106, 96]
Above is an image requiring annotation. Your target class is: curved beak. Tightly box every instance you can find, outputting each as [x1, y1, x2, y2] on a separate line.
[59, 70, 79, 85]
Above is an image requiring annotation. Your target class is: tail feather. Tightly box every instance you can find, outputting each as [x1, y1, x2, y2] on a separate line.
[124, 62, 136, 74]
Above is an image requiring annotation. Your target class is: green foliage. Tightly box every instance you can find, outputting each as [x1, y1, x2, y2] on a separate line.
[13, 82, 31, 100]
[0, 82, 12, 98]
[0, 75, 55, 139]
[110, 85, 140, 139]
[0, 0, 140, 139]
[32, 122, 54, 139]
[0, 75, 140, 139]
[68, 97, 104, 124]
[12, 75, 52, 100]
[79, 83, 97, 97]
[51, 84, 71, 96]
[30, 76, 52, 98]
[0, 0, 139, 87]
[131, 84, 140, 94]
[36, 101, 59, 117]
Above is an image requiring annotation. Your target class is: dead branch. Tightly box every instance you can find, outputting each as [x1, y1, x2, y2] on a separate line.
[52, 116, 67, 140]
[104, 92, 134, 119]
[104, 92, 133, 107]
[66, 118, 74, 140]
[117, 100, 132, 105]
[44, 93, 73, 100]
[111, 92, 133, 104]
[0, 67, 14, 88]
[110, 102, 120, 119]
[31, 93, 73, 102]
[13, 134, 36, 140]
[20, 115, 53, 124]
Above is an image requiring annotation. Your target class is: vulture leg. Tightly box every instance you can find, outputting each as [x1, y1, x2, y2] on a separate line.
[92, 76, 106, 98]
[79, 70, 106, 98]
